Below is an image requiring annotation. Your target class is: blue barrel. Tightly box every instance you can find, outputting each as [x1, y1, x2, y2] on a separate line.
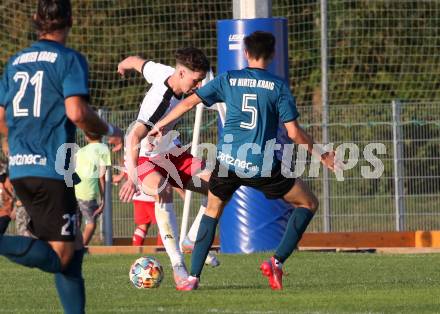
[217, 18, 294, 254]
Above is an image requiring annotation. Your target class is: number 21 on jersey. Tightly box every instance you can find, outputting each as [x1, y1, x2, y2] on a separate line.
[13, 71, 44, 117]
[240, 93, 257, 130]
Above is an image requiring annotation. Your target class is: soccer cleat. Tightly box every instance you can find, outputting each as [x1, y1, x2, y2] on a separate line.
[172, 262, 189, 286]
[260, 257, 283, 290]
[175, 275, 199, 291]
[204, 252, 220, 267]
[182, 237, 220, 267]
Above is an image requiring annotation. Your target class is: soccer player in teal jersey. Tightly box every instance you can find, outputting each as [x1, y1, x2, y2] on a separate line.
[149, 31, 337, 290]
[0, 0, 123, 312]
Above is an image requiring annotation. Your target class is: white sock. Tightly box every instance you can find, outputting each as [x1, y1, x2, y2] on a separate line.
[155, 202, 184, 266]
[186, 201, 207, 242]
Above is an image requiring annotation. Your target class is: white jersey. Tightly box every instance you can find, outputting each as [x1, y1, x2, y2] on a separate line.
[137, 61, 182, 157]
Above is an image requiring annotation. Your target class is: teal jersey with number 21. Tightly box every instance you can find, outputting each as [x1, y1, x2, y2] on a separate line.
[196, 67, 299, 177]
[0, 39, 89, 180]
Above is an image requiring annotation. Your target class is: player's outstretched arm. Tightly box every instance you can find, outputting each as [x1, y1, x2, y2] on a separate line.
[149, 93, 202, 138]
[65, 96, 123, 151]
[284, 120, 338, 171]
[117, 56, 146, 77]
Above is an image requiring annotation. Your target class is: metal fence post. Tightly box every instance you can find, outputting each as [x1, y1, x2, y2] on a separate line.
[103, 167, 113, 245]
[392, 100, 405, 231]
[321, 0, 331, 232]
[233, 0, 272, 18]
[99, 109, 113, 245]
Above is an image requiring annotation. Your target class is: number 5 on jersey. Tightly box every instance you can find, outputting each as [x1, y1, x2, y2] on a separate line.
[240, 93, 257, 130]
[13, 71, 44, 117]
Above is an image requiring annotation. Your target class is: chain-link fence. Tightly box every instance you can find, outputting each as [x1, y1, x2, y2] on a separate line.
[299, 101, 440, 232]
[1, 1, 439, 237]
[2, 1, 439, 108]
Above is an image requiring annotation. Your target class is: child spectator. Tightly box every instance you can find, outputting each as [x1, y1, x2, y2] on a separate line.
[75, 132, 111, 245]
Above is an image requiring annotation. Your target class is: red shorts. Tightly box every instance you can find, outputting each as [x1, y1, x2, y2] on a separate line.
[137, 151, 204, 188]
[133, 200, 156, 225]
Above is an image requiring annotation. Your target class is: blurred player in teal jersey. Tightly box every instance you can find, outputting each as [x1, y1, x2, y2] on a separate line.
[0, 0, 123, 312]
[149, 31, 338, 290]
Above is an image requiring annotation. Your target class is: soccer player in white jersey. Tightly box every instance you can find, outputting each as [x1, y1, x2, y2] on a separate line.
[117, 48, 218, 290]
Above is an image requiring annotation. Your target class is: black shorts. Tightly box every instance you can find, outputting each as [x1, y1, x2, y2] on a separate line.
[11, 177, 78, 242]
[209, 161, 296, 201]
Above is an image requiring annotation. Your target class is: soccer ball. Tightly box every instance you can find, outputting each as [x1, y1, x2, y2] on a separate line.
[129, 256, 164, 289]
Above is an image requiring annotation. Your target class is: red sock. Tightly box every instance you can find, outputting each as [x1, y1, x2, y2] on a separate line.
[132, 227, 146, 246]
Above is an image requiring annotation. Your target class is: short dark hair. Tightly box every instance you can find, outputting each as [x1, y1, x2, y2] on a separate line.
[84, 131, 102, 142]
[175, 47, 210, 73]
[33, 0, 72, 35]
[244, 31, 276, 61]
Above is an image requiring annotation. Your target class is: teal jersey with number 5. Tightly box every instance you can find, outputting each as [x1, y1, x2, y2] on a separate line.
[196, 67, 299, 177]
[0, 39, 89, 180]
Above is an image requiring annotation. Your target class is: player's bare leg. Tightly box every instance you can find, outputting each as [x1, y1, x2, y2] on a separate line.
[49, 241, 76, 269]
[183, 170, 210, 194]
[204, 191, 226, 219]
[82, 222, 97, 246]
[48, 211, 84, 268]
[261, 178, 319, 290]
[282, 178, 319, 214]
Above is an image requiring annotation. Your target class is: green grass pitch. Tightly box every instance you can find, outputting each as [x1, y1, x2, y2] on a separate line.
[1, 252, 440, 313]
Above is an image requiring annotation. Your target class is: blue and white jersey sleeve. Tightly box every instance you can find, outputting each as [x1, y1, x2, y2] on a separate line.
[195, 73, 227, 107]
[277, 82, 299, 123]
[62, 52, 89, 99]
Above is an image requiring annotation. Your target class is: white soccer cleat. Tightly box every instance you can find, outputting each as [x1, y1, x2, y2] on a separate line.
[204, 252, 220, 267]
[182, 237, 220, 267]
[172, 262, 189, 286]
